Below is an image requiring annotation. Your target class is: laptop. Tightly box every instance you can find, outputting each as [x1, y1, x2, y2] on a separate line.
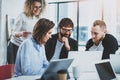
[39, 58, 74, 80]
[68, 51, 102, 72]
[95, 60, 118, 80]
[110, 54, 120, 74]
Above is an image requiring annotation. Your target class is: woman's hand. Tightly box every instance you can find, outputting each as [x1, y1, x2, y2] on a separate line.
[15, 32, 23, 37]
[15, 31, 31, 38]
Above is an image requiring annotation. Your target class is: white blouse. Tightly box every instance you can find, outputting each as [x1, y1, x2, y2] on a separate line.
[10, 12, 39, 46]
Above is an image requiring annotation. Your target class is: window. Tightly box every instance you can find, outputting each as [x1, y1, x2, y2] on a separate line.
[45, 0, 120, 49]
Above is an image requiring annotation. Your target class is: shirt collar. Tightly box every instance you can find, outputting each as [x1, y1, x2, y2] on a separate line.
[31, 36, 42, 52]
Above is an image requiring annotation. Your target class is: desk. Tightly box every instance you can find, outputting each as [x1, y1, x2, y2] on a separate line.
[68, 71, 99, 80]
[6, 75, 41, 80]
[7, 72, 120, 80]
[68, 71, 120, 80]
[68, 64, 120, 80]
[7, 72, 98, 80]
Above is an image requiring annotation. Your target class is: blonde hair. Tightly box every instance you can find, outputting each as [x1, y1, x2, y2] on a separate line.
[24, 0, 46, 18]
[93, 20, 106, 30]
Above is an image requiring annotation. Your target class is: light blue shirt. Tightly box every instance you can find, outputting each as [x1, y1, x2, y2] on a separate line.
[14, 37, 49, 76]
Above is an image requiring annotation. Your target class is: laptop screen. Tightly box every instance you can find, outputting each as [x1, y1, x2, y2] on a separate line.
[68, 51, 102, 72]
[45, 58, 73, 73]
[110, 54, 120, 74]
[39, 58, 73, 80]
[95, 61, 116, 80]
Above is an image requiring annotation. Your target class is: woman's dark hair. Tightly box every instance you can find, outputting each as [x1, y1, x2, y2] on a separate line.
[33, 18, 54, 44]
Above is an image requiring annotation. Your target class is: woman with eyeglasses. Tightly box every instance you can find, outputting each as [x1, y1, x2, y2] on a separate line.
[7, 0, 46, 64]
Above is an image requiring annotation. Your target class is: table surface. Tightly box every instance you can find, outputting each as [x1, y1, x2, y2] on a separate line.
[7, 60, 120, 80]
[7, 71, 120, 80]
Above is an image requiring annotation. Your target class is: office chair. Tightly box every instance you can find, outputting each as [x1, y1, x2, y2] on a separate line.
[0, 64, 14, 79]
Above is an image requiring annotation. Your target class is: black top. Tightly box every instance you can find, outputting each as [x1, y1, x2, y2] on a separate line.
[45, 33, 78, 61]
[85, 34, 119, 59]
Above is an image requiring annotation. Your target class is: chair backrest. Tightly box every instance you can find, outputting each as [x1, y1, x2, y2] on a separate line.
[0, 64, 14, 79]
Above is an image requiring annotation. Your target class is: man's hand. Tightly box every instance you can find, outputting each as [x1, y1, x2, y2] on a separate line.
[61, 37, 70, 51]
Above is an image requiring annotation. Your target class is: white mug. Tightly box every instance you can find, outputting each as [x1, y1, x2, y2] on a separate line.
[72, 66, 80, 79]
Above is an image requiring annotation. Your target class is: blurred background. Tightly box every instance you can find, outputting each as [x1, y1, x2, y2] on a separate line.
[0, 0, 120, 65]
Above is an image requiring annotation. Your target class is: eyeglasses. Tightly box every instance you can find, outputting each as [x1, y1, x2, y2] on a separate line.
[33, 6, 42, 10]
[61, 28, 73, 32]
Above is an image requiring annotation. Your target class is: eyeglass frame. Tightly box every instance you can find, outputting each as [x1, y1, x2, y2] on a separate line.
[33, 6, 42, 10]
[61, 27, 73, 33]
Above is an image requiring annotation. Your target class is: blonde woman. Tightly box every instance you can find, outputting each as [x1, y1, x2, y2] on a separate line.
[7, 0, 46, 64]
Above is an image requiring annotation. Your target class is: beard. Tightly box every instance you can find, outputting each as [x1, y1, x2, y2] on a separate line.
[60, 31, 70, 38]
[92, 38, 102, 45]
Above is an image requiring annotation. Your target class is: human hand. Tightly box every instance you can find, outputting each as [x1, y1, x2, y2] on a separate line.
[61, 37, 70, 51]
[15, 31, 31, 38]
[23, 31, 32, 37]
[15, 32, 23, 37]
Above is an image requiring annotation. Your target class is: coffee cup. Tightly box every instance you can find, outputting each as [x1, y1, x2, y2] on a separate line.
[57, 70, 67, 80]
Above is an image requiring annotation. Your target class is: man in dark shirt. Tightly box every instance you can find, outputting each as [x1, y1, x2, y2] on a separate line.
[85, 20, 118, 59]
[45, 18, 78, 61]
[45, 18, 78, 79]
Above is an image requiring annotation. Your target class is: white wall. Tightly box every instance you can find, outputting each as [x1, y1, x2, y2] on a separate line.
[103, 0, 117, 37]
[0, 0, 25, 65]
[6, 0, 25, 17]
[0, 0, 8, 65]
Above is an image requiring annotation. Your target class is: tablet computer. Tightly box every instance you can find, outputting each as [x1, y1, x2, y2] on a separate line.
[39, 58, 74, 80]
[45, 58, 73, 73]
